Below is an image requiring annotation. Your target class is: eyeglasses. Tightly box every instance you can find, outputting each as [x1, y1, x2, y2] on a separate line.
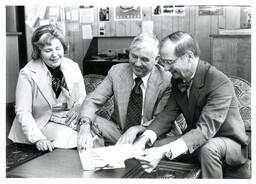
[159, 57, 179, 66]
[159, 52, 188, 67]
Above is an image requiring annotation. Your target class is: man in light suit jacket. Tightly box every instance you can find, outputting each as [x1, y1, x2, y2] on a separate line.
[135, 31, 249, 178]
[77, 33, 172, 149]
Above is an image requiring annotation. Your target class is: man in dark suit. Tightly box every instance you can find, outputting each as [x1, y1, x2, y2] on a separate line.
[77, 33, 172, 149]
[135, 31, 249, 178]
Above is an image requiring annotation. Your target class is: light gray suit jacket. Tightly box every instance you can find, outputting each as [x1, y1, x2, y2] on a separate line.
[9, 57, 86, 143]
[80, 63, 172, 131]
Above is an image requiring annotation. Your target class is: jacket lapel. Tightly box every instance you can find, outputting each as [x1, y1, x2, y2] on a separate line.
[60, 60, 72, 97]
[174, 86, 190, 121]
[116, 65, 133, 129]
[143, 66, 162, 122]
[188, 60, 210, 123]
[28, 60, 55, 107]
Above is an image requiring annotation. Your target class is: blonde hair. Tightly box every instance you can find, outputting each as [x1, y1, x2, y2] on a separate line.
[31, 24, 67, 60]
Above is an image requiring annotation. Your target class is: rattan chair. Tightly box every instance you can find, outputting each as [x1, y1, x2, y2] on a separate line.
[83, 74, 114, 120]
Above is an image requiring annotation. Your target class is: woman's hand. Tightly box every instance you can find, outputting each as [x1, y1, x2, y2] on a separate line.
[65, 105, 80, 126]
[35, 139, 54, 152]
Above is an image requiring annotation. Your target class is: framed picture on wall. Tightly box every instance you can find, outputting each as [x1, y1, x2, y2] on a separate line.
[152, 5, 185, 16]
[240, 7, 251, 28]
[162, 5, 174, 15]
[199, 6, 224, 15]
[99, 7, 110, 21]
[114, 6, 142, 21]
[174, 5, 185, 16]
[152, 5, 162, 16]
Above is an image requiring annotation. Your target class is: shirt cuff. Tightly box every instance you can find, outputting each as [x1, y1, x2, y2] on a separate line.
[167, 138, 188, 159]
[142, 130, 157, 145]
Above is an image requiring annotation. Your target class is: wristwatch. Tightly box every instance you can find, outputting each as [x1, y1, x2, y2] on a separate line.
[78, 118, 92, 127]
[165, 149, 173, 160]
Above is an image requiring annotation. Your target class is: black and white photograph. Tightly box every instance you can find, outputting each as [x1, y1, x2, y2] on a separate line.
[152, 5, 162, 16]
[1, 0, 254, 182]
[152, 5, 185, 16]
[99, 7, 110, 21]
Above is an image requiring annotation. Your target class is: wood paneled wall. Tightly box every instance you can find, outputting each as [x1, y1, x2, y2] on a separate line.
[211, 35, 251, 82]
[25, 6, 245, 74]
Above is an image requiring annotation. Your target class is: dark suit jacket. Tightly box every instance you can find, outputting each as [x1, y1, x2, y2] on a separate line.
[147, 60, 249, 160]
[80, 63, 172, 131]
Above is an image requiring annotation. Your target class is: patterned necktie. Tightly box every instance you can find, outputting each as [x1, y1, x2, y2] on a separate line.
[46, 65, 69, 98]
[124, 77, 143, 131]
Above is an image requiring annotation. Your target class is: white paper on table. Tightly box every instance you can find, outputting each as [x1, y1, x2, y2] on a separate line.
[142, 20, 154, 34]
[79, 7, 94, 23]
[78, 149, 125, 171]
[93, 144, 144, 165]
[79, 149, 108, 170]
[82, 24, 93, 39]
[78, 144, 144, 171]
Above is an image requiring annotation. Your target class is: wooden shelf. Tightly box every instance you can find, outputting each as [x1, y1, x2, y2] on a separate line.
[210, 34, 250, 38]
[6, 32, 23, 36]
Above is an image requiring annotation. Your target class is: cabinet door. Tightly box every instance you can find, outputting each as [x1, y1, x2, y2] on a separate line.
[211, 36, 251, 82]
[6, 36, 20, 103]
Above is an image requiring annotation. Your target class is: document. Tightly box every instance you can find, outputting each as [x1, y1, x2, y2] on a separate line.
[79, 7, 94, 23]
[82, 25, 93, 39]
[78, 144, 144, 171]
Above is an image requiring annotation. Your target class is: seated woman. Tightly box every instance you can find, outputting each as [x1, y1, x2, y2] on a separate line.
[8, 24, 86, 151]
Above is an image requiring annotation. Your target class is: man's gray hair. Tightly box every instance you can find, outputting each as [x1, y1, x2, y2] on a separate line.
[129, 32, 160, 57]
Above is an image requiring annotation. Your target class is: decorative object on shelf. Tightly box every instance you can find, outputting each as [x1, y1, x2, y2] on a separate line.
[240, 7, 251, 28]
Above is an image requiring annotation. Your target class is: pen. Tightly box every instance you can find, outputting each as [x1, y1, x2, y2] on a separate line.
[94, 164, 110, 172]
